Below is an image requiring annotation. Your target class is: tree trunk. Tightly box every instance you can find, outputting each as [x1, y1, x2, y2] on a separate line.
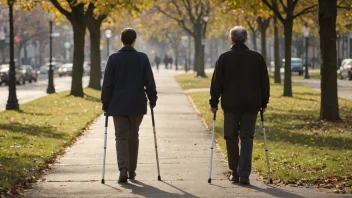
[194, 35, 202, 76]
[175, 47, 179, 71]
[258, 17, 271, 63]
[87, 19, 102, 90]
[252, 30, 258, 51]
[283, 20, 293, 97]
[198, 41, 206, 77]
[70, 21, 85, 97]
[274, 15, 281, 84]
[319, 0, 340, 120]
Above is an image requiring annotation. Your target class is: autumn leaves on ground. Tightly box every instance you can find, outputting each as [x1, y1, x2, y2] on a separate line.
[176, 73, 352, 194]
[0, 89, 102, 195]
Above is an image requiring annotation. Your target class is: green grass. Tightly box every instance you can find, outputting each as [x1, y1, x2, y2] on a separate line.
[175, 73, 212, 89]
[0, 88, 102, 192]
[177, 74, 352, 190]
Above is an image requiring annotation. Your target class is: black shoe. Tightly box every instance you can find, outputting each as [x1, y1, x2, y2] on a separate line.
[239, 177, 250, 185]
[118, 169, 128, 183]
[128, 172, 136, 180]
[231, 176, 239, 183]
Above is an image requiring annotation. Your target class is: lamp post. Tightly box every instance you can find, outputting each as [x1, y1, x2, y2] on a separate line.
[302, 22, 310, 79]
[6, 0, 19, 110]
[105, 29, 112, 58]
[46, 13, 55, 94]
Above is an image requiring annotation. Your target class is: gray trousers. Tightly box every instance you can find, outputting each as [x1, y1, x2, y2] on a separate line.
[113, 115, 144, 172]
[224, 112, 257, 178]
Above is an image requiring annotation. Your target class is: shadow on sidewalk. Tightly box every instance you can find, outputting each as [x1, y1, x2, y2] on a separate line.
[108, 180, 198, 198]
[239, 184, 305, 198]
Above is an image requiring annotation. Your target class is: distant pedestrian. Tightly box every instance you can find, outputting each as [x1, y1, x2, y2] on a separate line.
[169, 57, 173, 69]
[209, 26, 270, 185]
[101, 28, 158, 183]
[164, 55, 169, 69]
[154, 56, 161, 70]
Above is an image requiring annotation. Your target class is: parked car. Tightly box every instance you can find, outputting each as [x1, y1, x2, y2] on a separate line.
[0, 64, 26, 85]
[39, 62, 60, 75]
[101, 60, 107, 72]
[283, 58, 304, 76]
[339, 58, 352, 80]
[84, 61, 91, 76]
[270, 58, 304, 75]
[58, 63, 73, 77]
[21, 65, 37, 83]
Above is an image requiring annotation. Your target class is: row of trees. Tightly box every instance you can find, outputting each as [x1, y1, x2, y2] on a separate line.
[5, 0, 352, 121]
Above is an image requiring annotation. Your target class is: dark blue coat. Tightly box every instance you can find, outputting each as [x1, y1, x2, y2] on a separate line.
[101, 46, 157, 116]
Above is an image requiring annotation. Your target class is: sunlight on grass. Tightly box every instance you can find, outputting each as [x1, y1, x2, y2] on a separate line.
[175, 73, 212, 89]
[176, 73, 352, 189]
[0, 88, 102, 191]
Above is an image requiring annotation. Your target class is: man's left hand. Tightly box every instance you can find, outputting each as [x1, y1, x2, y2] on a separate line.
[210, 107, 218, 114]
[102, 103, 109, 111]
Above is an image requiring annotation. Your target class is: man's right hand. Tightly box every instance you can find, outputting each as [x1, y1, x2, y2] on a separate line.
[150, 100, 156, 109]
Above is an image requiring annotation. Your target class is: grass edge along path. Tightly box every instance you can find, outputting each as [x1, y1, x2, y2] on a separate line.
[176, 73, 352, 194]
[0, 88, 102, 196]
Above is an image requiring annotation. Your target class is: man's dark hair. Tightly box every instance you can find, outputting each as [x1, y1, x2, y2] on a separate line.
[121, 28, 137, 45]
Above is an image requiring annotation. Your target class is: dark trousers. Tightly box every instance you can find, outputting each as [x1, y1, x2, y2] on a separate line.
[224, 112, 257, 178]
[113, 115, 143, 172]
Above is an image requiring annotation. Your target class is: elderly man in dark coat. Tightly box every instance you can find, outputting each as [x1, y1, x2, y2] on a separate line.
[101, 28, 157, 183]
[209, 26, 270, 185]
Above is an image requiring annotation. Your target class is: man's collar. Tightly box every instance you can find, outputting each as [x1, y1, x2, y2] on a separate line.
[119, 46, 136, 51]
[230, 43, 249, 50]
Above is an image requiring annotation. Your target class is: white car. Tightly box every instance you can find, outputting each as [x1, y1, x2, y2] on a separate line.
[339, 59, 352, 80]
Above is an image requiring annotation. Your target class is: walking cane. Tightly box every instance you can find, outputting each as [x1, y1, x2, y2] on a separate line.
[150, 106, 161, 181]
[101, 113, 108, 184]
[260, 110, 273, 184]
[208, 111, 216, 184]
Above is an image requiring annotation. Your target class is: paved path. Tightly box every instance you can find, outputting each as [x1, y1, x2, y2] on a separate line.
[0, 75, 89, 111]
[24, 70, 347, 197]
[293, 79, 352, 100]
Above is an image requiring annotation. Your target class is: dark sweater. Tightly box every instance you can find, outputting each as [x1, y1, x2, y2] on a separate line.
[101, 46, 157, 116]
[210, 44, 270, 113]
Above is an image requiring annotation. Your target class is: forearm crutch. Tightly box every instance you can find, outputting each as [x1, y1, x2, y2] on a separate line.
[208, 111, 216, 184]
[151, 107, 161, 181]
[101, 113, 108, 184]
[260, 110, 273, 184]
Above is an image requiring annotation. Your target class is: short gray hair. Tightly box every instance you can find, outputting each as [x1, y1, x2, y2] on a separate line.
[229, 26, 248, 44]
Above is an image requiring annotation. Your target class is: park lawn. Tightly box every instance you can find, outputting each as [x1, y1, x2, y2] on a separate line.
[177, 74, 352, 192]
[175, 73, 212, 89]
[0, 88, 102, 194]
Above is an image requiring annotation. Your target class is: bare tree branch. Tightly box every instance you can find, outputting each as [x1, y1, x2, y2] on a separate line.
[155, 6, 194, 36]
[278, 0, 287, 12]
[294, 4, 318, 18]
[262, 0, 285, 22]
[50, 0, 72, 20]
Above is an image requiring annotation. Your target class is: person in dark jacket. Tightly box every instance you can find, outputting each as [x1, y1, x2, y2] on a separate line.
[164, 55, 169, 69]
[209, 26, 270, 185]
[154, 55, 161, 70]
[101, 28, 157, 183]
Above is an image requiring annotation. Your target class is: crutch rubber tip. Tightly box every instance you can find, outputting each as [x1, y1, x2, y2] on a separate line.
[208, 178, 211, 184]
[158, 176, 161, 181]
[269, 179, 273, 184]
[101, 179, 105, 184]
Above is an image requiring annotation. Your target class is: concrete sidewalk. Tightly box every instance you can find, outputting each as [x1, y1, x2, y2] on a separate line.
[25, 70, 346, 197]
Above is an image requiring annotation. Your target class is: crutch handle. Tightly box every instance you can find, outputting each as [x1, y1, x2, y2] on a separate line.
[213, 111, 217, 121]
[104, 113, 108, 127]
